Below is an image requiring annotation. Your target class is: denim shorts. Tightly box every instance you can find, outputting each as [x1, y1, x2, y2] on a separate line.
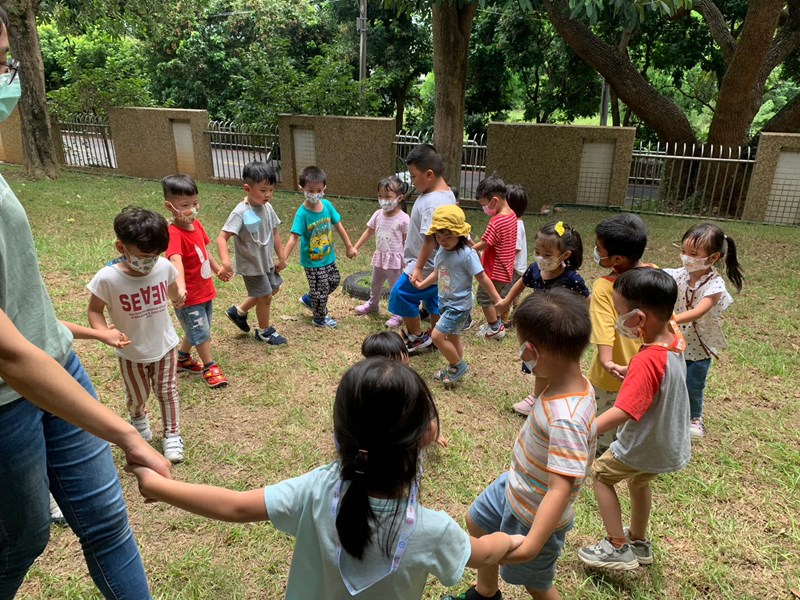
[387, 273, 440, 318]
[243, 270, 283, 297]
[435, 306, 471, 335]
[175, 301, 213, 346]
[469, 473, 572, 590]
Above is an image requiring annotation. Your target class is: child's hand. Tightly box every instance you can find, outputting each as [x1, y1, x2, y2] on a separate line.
[500, 535, 530, 563]
[98, 325, 130, 349]
[604, 361, 627, 381]
[410, 267, 424, 286]
[124, 463, 165, 503]
[346, 247, 358, 259]
[495, 298, 509, 315]
[218, 262, 234, 282]
[173, 287, 187, 309]
[436, 434, 448, 448]
[274, 257, 287, 273]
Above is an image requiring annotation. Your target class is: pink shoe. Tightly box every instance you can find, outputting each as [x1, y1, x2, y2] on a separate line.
[385, 314, 403, 328]
[355, 302, 378, 315]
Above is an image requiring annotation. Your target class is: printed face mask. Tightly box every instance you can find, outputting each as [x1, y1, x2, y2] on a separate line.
[0, 73, 21, 123]
[535, 255, 562, 272]
[681, 254, 709, 272]
[304, 191, 324, 205]
[379, 199, 398, 212]
[615, 309, 642, 339]
[124, 247, 158, 275]
[169, 203, 198, 223]
[519, 342, 539, 374]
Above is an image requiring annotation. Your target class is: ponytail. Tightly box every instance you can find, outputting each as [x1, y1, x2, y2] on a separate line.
[335, 457, 375, 560]
[722, 234, 744, 292]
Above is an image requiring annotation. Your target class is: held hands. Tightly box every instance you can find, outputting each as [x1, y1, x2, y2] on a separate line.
[603, 361, 628, 381]
[124, 463, 165, 504]
[274, 256, 287, 273]
[122, 437, 172, 483]
[173, 287, 187, 310]
[500, 534, 536, 564]
[410, 267, 424, 287]
[98, 325, 131, 349]
[494, 297, 510, 316]
[218, 262, 234, 282]
[346, 246, 358, 259]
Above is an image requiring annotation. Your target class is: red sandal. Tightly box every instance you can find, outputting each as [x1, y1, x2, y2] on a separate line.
[177, 355, 203, 374]
[203, 365, 228, 388]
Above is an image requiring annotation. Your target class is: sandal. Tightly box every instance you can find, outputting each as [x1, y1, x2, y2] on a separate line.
[203, 365, 228, 388]
[177, 355, 203, 374]
[435, 361, 469, 385]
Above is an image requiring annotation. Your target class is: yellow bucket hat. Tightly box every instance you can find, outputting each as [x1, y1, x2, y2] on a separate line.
[427, 205, 472, 237]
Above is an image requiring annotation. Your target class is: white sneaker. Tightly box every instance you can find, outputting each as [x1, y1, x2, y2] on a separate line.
[162, 436, 185, 463]
[690, 418, 705, 438]
[131, 413, 153, 442]
[513, 395, 536, 416]
[475, 322, 506, 341]
[49, 493, 66, 525]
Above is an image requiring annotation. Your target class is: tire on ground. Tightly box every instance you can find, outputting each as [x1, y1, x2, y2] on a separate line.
[343, 271, 390, 301]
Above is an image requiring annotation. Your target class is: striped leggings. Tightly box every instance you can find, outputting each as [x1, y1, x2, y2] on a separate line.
[118, 349, 180, 436]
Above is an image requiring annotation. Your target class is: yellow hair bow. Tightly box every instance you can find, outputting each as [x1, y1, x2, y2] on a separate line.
[555, 221, 565, 236]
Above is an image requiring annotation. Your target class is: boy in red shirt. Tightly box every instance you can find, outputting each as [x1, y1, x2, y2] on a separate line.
[163, 174, 229, 388]
[472, 175, 517, 340]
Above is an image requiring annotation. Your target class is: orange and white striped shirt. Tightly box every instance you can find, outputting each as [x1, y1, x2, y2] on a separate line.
[506, 380, 597, 529]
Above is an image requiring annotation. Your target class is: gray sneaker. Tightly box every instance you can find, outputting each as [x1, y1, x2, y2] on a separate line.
[578, 538, 639, 571]
[624, 527, 653, 565]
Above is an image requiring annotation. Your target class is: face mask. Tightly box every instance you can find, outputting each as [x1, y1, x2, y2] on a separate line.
[482, 202, 497, 217]
[535, 255, 562, 272]
[124, 247, 158, 275]
[304, 191, 324, 205]
[681, 254, 709, 273]
[243, 209, 262, 233]
[615, 309, 643, 339]
[169, 203, 198, 223]
[519, 342, 539, 374]
[0, 74, 21, 123]
[593, 246, 607, 266]
[379, 199, 398, 212]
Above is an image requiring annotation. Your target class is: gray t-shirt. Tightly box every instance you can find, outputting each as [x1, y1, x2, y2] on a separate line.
[222, 200, 281, 276]
[435, 246, 484, 312]
[0, 174, 73, 406]
[403, 190, 456, 277]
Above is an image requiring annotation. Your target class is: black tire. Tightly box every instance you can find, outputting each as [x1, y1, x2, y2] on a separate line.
[343, 271, 390, 301]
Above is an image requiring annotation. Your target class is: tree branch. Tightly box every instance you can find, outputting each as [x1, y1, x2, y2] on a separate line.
[763, 0, 800, 74]
[693, 0, 737, 64]
[759, 92, 800, 137]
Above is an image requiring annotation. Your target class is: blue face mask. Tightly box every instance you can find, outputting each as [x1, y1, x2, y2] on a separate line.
[243, 209, 261, 233]
[0, 72, 21, 123]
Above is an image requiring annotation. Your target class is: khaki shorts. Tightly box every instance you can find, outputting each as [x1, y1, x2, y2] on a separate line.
[476, 279, 508, 307]
[591, 449, 658, 488]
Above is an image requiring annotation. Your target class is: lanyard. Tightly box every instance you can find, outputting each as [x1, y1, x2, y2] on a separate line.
[683, 271, 719, 359]
[330, 477, 419, 595]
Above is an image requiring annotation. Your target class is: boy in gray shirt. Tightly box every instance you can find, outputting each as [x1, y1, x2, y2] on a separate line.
[578, 268, 690, 572]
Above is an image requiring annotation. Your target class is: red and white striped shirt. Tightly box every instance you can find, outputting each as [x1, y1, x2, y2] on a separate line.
[480, 213, 517, 283]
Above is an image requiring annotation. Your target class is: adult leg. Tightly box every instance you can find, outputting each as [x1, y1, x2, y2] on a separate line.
[49, 353, 151, 599]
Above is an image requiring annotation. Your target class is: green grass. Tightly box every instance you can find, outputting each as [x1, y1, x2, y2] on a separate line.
[4, 166, 799, 599]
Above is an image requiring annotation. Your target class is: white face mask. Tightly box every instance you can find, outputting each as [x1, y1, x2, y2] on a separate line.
[615, 309, 643, 339]
[304, 191, 324, 205]
[681, 254, 709, 273]
[379, 199, 398, 212]
[519, 342, 539, 374]
[535, 255, 562, 272]
[593, 246, 607, 266]
[124, 247, 158, 275]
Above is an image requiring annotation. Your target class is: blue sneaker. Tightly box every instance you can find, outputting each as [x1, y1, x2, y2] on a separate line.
[312, 315, 337, 328]
[299, 294, 313, 311]
[226, 305, 250, 333]
[254, 326, 287, 345]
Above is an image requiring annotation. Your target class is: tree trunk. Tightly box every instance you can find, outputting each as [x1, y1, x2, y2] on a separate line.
[760, 92, 800, 136]
[542, 0, 697, 145]
[610, 27, 633, 128]
[2, 0, 59, 178]
[395, 86, 406, 133]
[431, 1, 477, 187]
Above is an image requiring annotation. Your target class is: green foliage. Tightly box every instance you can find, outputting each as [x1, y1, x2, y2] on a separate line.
[569, 0, 692, 26]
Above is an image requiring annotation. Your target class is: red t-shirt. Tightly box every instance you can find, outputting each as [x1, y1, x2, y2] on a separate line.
[166, 220, 216, 306]
[481, 213, 517, 283]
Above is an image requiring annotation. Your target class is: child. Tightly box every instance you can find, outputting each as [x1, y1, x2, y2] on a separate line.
[415, 205, 502, 386]
[361, 330, 409, 363]
[578, 268, 690, 571]
[472, 175, 517, 341]
[218, 161, 288, 345]
[443, 288, 595, 600]
[506, 184, 529, 316]
[285, 165, 357, 328]
[352, 176, 410, 328]
[163, 174, 229, 388]
[393, 144, 457, 352]
[587, 213, 651, 450]
[664, 223, 743, 438]
[87, 207, 186, 463]
[127, 358, 524, 598]
[496, 221, 589, 416]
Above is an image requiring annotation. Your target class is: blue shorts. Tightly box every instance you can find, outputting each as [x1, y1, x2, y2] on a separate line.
[387, 273, 439, 318]
[469, 473, 572, 590]
[435, 306, 471, 335]
[175, 300, 213, 346]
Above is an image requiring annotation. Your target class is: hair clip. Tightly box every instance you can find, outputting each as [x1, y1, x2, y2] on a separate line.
[354, 449, 368, 475]
[555, 221, 566, 236]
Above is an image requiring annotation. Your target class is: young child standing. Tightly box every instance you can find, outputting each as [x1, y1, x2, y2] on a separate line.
[443, 288, 595, 600]
[128, 358, 523, 599]
[587, 213, 651, 451]
[218, 161, 288, 345]
[163, 174, 228, 388]
[472, 175, 517, 341]
[496, 221, 590, 416]
[87, 207, 186, 463]
[664, 223, 743, 438]
[352, 176, 410, 328]
[285, 165, 357, 328]
[507, 185, 529, 316]
[394, 144, 457, 352]
[578, 268, 690, 571]
[415, 205, 503, 386]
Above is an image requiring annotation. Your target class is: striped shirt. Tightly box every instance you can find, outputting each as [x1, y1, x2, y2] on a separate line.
[481, 213, 517, 283]
[506, 380, 597, 529]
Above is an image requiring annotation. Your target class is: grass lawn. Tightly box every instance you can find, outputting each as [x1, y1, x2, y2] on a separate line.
[4, 166, 799, 599]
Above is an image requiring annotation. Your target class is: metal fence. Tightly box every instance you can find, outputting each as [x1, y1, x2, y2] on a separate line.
[393, 129, 487, 200]
[206, 121, 282, 182]
[58, 114, 116, 169]
[627, 142, 756, 218]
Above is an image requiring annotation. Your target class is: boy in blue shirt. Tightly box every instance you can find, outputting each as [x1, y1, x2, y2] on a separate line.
[284, 166, 357, 328]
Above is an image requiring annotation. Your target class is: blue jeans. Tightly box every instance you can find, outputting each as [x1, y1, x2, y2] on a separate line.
[686, 358, 712, 420]
[0, 353, 150, 599]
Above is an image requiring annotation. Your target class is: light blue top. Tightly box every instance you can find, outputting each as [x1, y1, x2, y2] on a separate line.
[435, 246, 484, 312]
[263, 461, 471, 600]
[290, 199, 341, 269]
